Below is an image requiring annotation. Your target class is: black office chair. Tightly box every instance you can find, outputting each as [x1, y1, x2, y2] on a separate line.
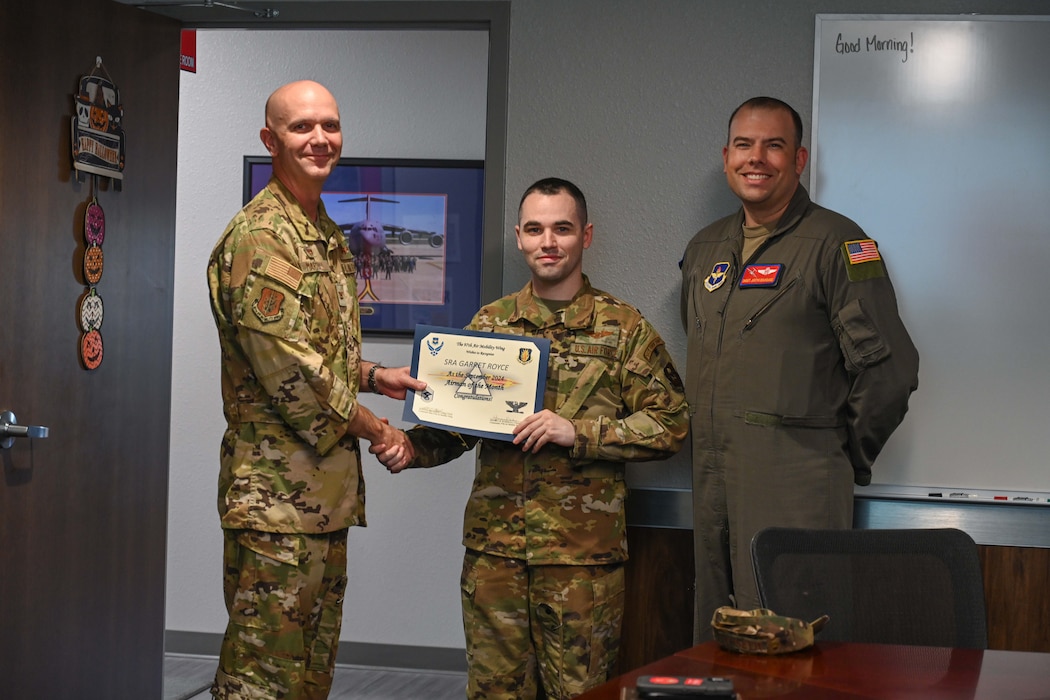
[750, 527, 988, 649]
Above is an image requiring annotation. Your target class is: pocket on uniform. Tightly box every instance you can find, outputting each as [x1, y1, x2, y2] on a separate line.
[459, 554, 480, 661]
[551, 566, 626, 697]
[307, 573, 347, 671]
[229, 531, 301, 634]
[833, 298, 890, 372]
[587, 567, 626, 678]
[237, 530, 301, 566]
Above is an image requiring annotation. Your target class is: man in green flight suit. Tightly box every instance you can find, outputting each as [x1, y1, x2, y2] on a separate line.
[680, 96, 919, 641]
[373, 178, 689, 699]
[207, 80, 423, 699]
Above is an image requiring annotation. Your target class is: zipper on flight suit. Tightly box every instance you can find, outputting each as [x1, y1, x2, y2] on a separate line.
[741, 276, 800, 333]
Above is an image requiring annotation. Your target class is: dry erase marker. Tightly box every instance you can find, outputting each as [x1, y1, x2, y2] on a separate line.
[928, 492, 943, 497]
[949, 492, 979, 498]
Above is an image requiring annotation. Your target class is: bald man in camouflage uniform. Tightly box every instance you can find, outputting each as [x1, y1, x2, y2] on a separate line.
[374, 178, 689, 699]
[207, 80, 421, 700]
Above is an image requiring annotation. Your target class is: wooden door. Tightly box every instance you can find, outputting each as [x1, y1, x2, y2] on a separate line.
[0, 1, 180, 696]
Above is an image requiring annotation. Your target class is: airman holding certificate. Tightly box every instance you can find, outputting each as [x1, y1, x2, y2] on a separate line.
[371, 177, 689, 700]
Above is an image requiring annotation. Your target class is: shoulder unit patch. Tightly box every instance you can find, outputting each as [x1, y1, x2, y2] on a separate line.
[253, 286, 285, 323]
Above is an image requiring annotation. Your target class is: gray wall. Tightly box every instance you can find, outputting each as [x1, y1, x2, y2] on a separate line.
[501, 0, 1050, 492]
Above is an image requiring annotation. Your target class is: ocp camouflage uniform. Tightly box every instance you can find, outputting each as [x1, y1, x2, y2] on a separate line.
[407, 276, 689, 700]
[207, 177, 364, 700]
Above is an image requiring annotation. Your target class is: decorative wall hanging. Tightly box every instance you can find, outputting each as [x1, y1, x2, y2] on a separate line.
[77, 193, 106, 370]
[71, 57, 125, 189]
[71, 57, 119, 370]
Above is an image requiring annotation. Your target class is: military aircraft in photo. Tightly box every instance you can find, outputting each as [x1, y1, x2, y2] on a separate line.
[336, 194, 444, 256]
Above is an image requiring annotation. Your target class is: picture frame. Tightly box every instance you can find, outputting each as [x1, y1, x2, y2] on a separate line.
[244, 156, 486, 335]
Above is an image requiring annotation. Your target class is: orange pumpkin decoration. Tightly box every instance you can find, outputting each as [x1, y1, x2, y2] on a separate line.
[84, 245, 104, 284]
[89, 105, 110, 132]
[80, 329, 104, 370]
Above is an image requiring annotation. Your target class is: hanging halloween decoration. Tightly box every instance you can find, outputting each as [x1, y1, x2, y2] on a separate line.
[84, 244, 105, 285]
[80, 329, 104, 371]
[85, 200, 106, 246]
[70, 57, 120, 371]
[78, 191, 107, 370]
[78, 288, 105, 333]
[71, 57, 125, 188]
[71, 57, 122, 371]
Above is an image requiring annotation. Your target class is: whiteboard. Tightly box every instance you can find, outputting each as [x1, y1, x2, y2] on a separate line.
[812, 15, 1050, 503]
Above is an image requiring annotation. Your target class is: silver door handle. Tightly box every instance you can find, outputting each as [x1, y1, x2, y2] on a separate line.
[0, 410, 50, 449]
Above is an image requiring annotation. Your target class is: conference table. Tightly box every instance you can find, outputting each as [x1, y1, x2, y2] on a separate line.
[576, 641, 1050, 699]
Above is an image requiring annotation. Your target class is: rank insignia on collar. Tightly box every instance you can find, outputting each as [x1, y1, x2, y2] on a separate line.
[705, 262, 731, 292]
[740, 264, 783, 288]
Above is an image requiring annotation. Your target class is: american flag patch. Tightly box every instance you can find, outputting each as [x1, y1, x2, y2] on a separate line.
[845, 239, 881, 265]
[263, 256, 304, 290]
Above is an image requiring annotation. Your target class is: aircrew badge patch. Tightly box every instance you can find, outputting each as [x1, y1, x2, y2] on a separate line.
[705, 262, 731, 292]
[253, 286, 285, 323]
[740, 264, 783, 288]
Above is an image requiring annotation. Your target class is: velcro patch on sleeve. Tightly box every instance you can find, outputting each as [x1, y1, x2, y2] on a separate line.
[252, 286, 286, 323]
[844, 239, 881, 265]
[664, 362, 684, 392]
[641, 336, 662, 362]
[841, 239, 887, 281]
[262, 256, 303, 291]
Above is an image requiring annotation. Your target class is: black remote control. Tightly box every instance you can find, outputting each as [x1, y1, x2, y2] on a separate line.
[635, 675, 735, 698]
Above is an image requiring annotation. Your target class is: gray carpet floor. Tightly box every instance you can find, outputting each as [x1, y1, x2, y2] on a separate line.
[164, 654, 467, 700]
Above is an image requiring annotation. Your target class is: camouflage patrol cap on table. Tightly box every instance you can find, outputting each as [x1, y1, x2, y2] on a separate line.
[711, 606, 829, 655]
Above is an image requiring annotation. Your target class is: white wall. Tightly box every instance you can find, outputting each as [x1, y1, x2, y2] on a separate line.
[167, 28, 487, 649]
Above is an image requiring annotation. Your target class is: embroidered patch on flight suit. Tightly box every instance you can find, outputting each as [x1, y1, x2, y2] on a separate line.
[705, 262, 731, 291]
[841, 239, 887, 282]
[252, 286, 285, 323]
[739, 264, 783, 288]
[844, 239, 881, 264]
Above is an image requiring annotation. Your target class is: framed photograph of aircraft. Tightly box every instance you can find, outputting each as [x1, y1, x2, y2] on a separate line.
[244, 156, 486, 335]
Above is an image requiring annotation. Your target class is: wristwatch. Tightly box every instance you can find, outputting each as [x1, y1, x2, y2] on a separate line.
[367, 363, 383, 394]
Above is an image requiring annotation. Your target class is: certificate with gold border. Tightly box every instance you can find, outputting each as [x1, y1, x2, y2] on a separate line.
[404, 324, 550, 441]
